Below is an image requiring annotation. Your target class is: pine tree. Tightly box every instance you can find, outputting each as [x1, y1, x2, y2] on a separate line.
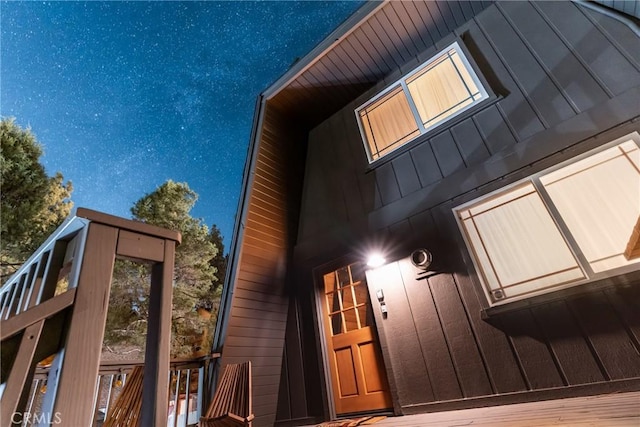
[1, 118, 73, 281]
[105, 180, 223, 357]
[206, 224, 227, 306]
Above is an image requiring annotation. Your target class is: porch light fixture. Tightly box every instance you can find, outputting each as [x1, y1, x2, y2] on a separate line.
[367, 253, 386, 268]
[411, 249, 433, 270]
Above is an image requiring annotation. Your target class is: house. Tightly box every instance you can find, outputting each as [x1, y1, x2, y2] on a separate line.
[211, 1, 640, 426]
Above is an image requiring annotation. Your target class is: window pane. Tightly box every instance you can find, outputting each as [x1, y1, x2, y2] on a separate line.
[349, 263, 365, 284]
[460, 183, 584, 298]
[325, 271, 343, 315]
[324, 262, 373, 333]
[327, 291, 341, 313]
[341, 287, 355, 310]
[357, 304, 373, 329]
[540, 141, 640, 272]
[457, 134, 640, 305]
[336, 266, 351, 288]
[501, 268, 586, 299]
[331, 313, 344, 336]
[324, 269, 337, 293]
[407, 49, 480, 129]
[451, 51, 481, 100]
[359, 86, 420, 160]
[343, 308, 359, 332]
[356, 42, 488, 162]
[353, 282, 368, 305]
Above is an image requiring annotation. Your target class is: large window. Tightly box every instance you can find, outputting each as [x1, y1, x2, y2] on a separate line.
[356, 42, 488, 162]
[455, 132, 640, 306]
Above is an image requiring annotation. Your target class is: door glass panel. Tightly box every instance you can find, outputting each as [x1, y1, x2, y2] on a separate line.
[343, 308, 359, 332]
[331, 313, 344, 336]
[350, 263, 366, 284]
[324, 262, 375, 335]
[353, 282, 368, 305]
[336, 267, 351, 288]
[357, 304, 372, 328]
[341, 286, 355, 310]
[327, 291, 342, 313]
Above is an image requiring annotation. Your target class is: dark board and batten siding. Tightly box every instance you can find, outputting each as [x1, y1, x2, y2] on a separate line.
[292, 0, 640, 419]
[225, 3, 502, 425]
[297, 0, 640, 244]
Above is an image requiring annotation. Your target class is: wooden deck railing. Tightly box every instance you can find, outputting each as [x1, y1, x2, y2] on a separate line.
[23, 354, 220, 427]
[0, 208, 184, 426]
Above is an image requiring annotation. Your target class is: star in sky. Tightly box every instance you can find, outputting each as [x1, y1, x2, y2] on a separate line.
[1, 0, 363, 248]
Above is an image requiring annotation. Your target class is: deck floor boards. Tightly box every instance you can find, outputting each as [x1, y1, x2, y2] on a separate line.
[310, 391, 640, 426]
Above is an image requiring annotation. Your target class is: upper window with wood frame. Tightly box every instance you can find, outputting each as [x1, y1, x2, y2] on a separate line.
[454, 132, 640, 306]
[356, 42, 489, 163]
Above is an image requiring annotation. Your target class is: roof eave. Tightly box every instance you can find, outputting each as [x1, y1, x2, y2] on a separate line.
[262, 0, 385, 101]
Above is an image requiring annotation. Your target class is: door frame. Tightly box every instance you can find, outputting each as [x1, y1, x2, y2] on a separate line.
[312, 255, 394, 420]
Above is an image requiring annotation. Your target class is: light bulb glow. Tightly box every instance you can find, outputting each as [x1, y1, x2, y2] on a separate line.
[367, 253, 386, 268]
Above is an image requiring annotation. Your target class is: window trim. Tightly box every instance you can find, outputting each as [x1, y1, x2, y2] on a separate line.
[355, 41, 490, 164]
[453, 131, 640, 307]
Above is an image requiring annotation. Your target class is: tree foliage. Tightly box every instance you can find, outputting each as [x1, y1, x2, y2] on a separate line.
[105, 180, 224, 357]
[1, 118, 73, 280]
[0, 119, 225, 357]
[207, 224, 227, 302]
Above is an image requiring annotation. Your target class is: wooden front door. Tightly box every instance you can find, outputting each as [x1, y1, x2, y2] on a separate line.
[321, 263, 392, 415]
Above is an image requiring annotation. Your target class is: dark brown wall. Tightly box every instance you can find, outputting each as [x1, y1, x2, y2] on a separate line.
[285, 1, 640, 421]
[363, 208, 640, 414]
[296, 1, 640, 244]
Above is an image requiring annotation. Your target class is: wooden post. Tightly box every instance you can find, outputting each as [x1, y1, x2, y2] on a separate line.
[0, 320, 45, 426]
[53, 223, 118, 425]
[1, 208, 181, 426]
[141, 239, 176, 426]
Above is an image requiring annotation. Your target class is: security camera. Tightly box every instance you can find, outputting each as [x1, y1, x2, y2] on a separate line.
[411, 249, 432, 270]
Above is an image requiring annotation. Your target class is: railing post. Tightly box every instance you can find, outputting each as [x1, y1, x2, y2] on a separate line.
[38, 352, 63, 427]
[141, 239, 175, 426]
[53, 223, 118, 424]
[1, 208, 182, 425]
[0, 320, 45, 426]
[172, 369, 180, 427]
[185, 368, 191, 427]
[198, 365, 205, 421]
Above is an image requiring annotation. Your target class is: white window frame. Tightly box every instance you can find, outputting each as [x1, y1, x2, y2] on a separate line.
[454, 132, 640, 307]
[355, 41, 489, 163]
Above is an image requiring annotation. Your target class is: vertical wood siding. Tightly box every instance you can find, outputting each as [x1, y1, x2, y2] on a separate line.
[358, 199, 640, 413]
[290, 0, 640, 418]
[297, 1, 640, 242]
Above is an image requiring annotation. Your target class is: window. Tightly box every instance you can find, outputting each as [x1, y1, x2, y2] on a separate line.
[356, 42, 488, 162]
[455, 132, 640, 306]
[323, 263, 373, 335]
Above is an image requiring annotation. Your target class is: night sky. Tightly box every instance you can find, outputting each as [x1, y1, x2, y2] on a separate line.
[1, 1, 363, 248]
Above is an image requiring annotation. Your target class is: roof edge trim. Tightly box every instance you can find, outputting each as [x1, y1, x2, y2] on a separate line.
[575, 0, 640, 35]
[262, 0, 386, 100]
